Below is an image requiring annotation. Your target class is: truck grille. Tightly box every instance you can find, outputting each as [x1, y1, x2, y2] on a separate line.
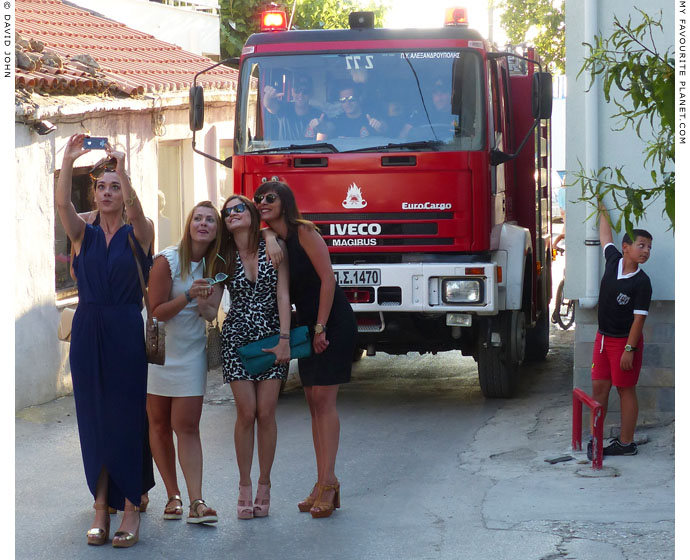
[304, 212, 453, 221]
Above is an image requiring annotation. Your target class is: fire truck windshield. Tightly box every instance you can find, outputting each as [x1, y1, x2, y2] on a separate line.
[235, 49, 485, 155]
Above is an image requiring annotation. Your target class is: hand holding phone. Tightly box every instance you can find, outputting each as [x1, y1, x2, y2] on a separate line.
[83, 137, 108, 150]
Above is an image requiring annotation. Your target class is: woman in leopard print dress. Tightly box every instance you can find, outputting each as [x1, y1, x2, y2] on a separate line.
[219, 195, 291, 520]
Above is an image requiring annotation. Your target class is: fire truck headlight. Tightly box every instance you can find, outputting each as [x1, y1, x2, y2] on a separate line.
[442, 279, 482, 303]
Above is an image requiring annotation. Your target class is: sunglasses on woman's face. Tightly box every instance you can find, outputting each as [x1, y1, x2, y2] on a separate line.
[254, 193, 278, 204]
[88, 157, 117, 180]
[221, 203, 247, 217]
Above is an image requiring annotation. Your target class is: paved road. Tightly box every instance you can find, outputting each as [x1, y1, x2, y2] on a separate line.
[16, 277, 674, 559]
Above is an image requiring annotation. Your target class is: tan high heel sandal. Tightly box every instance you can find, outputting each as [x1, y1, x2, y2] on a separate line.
[310, 481, 340, 519]
[163, 495, 183, 520]
[298, 483, 319, 512]
[112, 505, 140, 548]
[86, 503, 110, 546]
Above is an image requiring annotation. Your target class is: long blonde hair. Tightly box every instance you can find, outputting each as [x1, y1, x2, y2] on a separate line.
[178, 201, 223, 280]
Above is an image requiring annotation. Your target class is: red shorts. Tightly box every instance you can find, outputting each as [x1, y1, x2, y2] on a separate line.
[591, 332, 643, 387]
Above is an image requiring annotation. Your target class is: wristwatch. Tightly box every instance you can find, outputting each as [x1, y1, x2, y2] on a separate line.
[184, 289, 193, 303]
[624, 344, 637, 352]
[314, 323, 327, 335]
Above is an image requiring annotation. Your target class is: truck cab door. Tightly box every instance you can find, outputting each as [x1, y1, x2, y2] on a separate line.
[488, 59, 506, 224]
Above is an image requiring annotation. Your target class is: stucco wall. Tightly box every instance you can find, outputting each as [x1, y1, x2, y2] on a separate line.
[564, 0, 675, 301]
[15, 94, 235, 410]
[565, 0, 675, 425]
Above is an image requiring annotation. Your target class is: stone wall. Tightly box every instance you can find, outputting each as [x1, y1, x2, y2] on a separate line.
[573, 301, 675, 433]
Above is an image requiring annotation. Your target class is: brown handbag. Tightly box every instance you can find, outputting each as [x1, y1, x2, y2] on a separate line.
[128, 234, 165, 365]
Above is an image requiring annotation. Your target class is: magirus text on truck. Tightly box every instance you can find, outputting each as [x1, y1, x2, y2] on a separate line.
[189, 7, 554, 398]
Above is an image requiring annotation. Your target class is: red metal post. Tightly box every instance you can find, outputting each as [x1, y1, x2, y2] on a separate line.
[572, 388, 603, 469]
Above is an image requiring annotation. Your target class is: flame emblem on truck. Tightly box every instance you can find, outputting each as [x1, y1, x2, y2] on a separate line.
[342, 183, 367, 209]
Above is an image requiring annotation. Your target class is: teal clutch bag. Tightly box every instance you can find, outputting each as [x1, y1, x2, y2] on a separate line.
[237, 325, 312, 376]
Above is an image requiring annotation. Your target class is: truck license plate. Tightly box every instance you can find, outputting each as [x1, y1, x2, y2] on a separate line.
[335, 269, 381, 286]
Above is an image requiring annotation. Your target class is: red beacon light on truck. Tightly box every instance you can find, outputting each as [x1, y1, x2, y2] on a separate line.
[444, 7, 468, 27]
[260, 10, 288, 32]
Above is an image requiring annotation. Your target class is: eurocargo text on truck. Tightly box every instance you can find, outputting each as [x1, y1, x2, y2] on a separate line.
[189, 7, 555, 398]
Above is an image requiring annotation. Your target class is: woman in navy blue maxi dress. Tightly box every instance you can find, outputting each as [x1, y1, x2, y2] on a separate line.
[57, 134, 155, 548]
[71, 222, 152, 508]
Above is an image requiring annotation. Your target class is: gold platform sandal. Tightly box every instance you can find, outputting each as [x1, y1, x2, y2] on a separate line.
[163, 495, 183, 520]
[187, 499, 219, 524]
[310, 481, 340, 519]
[86, 503, 110, 546]
[112, 505, 140, 549]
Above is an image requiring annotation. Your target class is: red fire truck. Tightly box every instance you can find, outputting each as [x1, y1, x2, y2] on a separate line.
[190, 8, 554, 398]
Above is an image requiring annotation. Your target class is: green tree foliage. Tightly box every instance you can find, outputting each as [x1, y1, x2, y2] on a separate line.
[576, 9, 675, 234]
[219, 1, 389, 59]
[499, 0, 565, 74]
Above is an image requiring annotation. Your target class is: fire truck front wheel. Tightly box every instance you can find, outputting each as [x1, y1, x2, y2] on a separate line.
[476, 310, 526, 398]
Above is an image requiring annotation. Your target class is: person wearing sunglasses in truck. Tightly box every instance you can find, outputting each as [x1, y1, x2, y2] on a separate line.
[263, 76, 324, 141]
[316, 82, 387, 140]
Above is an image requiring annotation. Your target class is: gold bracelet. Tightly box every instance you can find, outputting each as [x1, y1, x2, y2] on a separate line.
[125, 190, 138, 207]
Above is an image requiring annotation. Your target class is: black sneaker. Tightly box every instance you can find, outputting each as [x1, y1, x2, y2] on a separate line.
[586, 439, 593, 460]
[603, 438, 638, 456]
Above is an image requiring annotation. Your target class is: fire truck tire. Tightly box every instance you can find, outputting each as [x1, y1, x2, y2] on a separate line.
[477, 311, 525, 398]
[524, 311, 550, 362]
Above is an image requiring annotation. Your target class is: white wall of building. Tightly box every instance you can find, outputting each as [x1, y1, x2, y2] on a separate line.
[15, 93, 235, 410]
[564, 0, 674, 301]
[71, 0, 220, 58]
[565, 0, 674, 425]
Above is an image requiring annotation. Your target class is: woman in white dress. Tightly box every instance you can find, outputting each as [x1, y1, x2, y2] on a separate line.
[146, 201, 224, 524]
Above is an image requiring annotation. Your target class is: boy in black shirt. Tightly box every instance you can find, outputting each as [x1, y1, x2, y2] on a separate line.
[589, 203, 653, 458]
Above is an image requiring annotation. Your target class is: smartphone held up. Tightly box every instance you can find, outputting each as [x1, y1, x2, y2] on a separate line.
[83, 136, 108, 150]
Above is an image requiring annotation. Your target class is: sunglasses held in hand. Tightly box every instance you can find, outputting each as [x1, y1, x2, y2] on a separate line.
[204, 273, 228, 286]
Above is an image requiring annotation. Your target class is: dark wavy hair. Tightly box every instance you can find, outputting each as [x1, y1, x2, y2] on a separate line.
[219, 194, 261, 279]
[254, 181, 317, 236]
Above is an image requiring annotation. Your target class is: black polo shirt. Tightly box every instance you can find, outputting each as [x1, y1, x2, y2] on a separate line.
[597, 243, 652, 337]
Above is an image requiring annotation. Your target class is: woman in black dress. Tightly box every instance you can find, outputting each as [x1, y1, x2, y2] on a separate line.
[255, 181, 356, 518]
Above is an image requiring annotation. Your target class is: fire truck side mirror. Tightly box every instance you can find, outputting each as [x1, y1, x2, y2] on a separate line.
[189, 86, 205, 131]
[532, 72, 553, 119]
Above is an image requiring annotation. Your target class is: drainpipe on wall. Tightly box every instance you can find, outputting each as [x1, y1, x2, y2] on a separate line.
[580, 0, 600, 309]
